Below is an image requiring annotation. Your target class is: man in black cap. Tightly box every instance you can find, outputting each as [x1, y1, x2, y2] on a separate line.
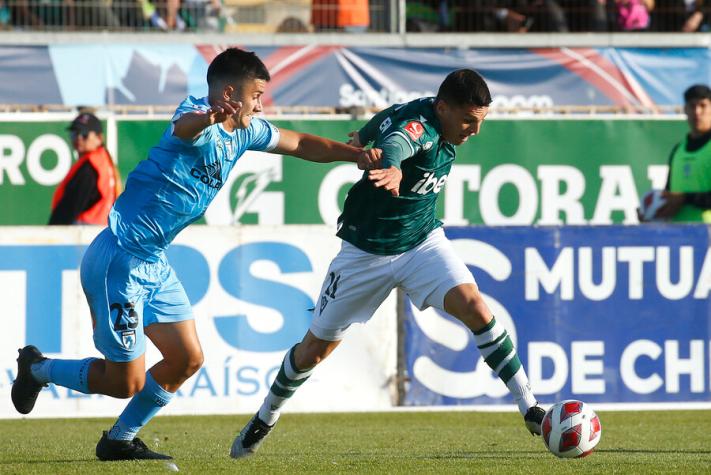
[49, 112, 120, 225]
[640, 84, 711, 222]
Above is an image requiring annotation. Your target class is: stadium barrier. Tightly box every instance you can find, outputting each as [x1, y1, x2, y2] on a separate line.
[1, 223, 709, 419]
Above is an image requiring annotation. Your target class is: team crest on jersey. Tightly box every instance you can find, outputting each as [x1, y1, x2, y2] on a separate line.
[121, 330, 136, 350]
[404, 121, 424, 141]
[423, 141, 433, 150]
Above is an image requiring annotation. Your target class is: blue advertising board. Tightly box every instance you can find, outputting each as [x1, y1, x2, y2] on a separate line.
[1, 44, 709, 109]
[404, 225, 711, 406]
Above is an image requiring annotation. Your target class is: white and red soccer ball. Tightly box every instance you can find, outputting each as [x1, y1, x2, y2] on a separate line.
[541, 400, 602, 458]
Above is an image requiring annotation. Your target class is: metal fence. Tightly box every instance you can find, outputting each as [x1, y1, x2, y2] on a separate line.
[0, 0, 708, 33]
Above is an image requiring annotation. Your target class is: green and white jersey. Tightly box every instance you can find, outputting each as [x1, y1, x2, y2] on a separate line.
[337, 97, 455, 255]
[669, 136, 711, 222]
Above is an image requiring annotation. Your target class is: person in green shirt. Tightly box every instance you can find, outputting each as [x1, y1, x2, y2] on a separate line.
[646, 84, 711, 222]
[230, 69, 545, 459]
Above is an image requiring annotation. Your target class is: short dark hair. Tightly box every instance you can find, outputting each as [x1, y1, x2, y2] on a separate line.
[684, 84, 711, 104]
[436, 69, 492, 107]
[207, 48, 270, 90]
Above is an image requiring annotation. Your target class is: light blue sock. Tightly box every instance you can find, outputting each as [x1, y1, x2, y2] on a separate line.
[32, 358, 97, 393]
[107, 372, 174, 441]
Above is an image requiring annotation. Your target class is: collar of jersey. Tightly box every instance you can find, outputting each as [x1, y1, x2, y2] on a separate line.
[424, 98, 443, 134]
[217, 122, 238, 137]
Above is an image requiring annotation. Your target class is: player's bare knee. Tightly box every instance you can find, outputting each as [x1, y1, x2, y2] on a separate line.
[294, 349, 320, 370]
[183, 350, 204, 377]
[445, 284, 492, 330]
[294, 344, 328, 370]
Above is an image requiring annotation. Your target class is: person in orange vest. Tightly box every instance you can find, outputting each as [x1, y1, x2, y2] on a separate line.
[49, 112, 120, 225]
[312, 0, 370, 32]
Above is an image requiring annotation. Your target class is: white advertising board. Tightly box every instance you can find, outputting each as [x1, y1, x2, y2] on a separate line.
[0, 226, 397, 418]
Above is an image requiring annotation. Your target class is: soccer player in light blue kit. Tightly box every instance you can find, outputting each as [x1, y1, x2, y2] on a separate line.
[11, 47, 380, 461]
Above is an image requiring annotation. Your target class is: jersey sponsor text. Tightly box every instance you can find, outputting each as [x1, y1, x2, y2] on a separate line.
[411, 172, 448, 195]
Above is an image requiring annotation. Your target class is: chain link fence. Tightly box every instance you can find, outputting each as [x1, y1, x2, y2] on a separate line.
[0, 1, 708, 33]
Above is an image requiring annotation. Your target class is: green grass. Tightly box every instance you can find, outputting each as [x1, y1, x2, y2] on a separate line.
[0, 410, 710, 474]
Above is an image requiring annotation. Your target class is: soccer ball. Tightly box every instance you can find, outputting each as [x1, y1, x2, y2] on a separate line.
[639, 189, 667, 221]
[541, 400, 602, 458]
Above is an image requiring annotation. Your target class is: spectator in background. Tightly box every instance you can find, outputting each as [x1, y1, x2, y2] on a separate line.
[461, 0, 568, 32]
[74, 0, 121, 29]
[8, 0, 44, 27]
[641, 85, 711, 222]
[180, 0, 224, 30]
[680, 0, 710, 30]
[562, 0, 608, 31]
[407, 0, 453, 31]
[312, 0, 369, 32]
[520, 0, 569, 31]
[652, 0, 709, 30]
[614, 0, 654, 30]
[49, 112, 120, 225]
[276, 16, 310, 32]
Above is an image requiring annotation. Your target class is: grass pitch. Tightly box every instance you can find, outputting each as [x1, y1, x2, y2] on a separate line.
[1, 410, 710, 474]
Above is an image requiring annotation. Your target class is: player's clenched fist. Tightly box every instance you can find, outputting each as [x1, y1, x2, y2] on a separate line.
[357, 147, 382, 170]
[368, 166, 402, 197]
[347, 130, 362, 147]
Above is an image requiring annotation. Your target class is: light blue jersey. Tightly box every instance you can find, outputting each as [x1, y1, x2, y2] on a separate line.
[109, 96, 280, 262]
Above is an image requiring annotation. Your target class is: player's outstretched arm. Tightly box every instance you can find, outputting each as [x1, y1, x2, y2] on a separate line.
[273, 129, 381, 170]
[173, 99, 241, 140]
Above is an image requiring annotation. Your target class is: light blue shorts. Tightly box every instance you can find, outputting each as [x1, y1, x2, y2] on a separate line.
[80, 228, 193, 362]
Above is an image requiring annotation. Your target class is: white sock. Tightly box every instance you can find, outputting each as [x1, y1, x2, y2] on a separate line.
[506, 367, 538, 416]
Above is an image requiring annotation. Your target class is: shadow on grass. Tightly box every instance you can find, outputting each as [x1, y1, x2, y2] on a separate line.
[416, 451, 544, 460]
[597, 448, 711, 455]
[0, 459, 100, 465]
[272, 450, 546, 460]
[0, 458, 178, 465]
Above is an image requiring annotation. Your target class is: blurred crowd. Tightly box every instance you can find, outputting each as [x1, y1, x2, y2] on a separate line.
[0, 0, 707, 32]
[0, 0, 227, 30]
[408, 0, 711, 32]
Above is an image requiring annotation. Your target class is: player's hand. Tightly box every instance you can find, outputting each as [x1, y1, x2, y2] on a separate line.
[655, 191, 685, 219]
[347, 130, 363, 147]
[207, 99, 241, 124]
[357, 147, 382, 170]
[368, 166, 402, 197]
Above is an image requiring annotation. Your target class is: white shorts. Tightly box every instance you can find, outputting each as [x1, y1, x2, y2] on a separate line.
[309, 227, 475, 341]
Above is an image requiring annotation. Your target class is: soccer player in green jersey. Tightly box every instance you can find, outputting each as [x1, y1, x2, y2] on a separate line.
[230, 69, 544, 458]
[648, 84, 711, 222]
